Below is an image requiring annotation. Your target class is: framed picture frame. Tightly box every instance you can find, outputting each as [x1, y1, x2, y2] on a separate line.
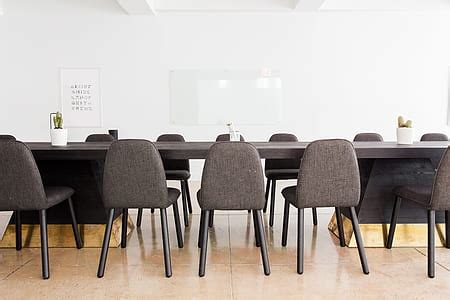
[60, 68, 102, 128]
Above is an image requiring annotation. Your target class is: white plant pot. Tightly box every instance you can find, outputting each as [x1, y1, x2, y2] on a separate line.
[396, 127, 414, 145]
[50, 129, 68, 146]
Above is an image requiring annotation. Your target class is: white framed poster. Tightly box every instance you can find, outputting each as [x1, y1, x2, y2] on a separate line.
[60, 68, 102, 128]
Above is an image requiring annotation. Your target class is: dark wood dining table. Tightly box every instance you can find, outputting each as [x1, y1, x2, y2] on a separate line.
[20, 141, 449, 230]
[28, 140, 448, 160]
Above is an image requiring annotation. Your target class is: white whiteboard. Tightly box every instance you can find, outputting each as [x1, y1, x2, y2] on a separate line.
[170, 70, 282, 125]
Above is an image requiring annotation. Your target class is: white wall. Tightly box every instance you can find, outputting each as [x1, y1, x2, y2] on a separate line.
[1, 1, 450, 177]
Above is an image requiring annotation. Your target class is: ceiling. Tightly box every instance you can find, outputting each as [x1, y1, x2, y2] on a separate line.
[1, 0, 450, 16]
[119, 0, 450, 14]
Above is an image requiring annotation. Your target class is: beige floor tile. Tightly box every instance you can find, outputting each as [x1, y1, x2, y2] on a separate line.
[0, 248, 39, 267]
[231, 263, 450, 299]
[416, 247, 450, 271]
[1, 264, 232, 299]
[128, 214, 231, 265]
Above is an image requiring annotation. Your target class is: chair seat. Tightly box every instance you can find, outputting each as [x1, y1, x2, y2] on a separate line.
[145, 188, 180, 209]
[44, 186, 75, 208]
[196, 189, 262, 210]
[393, 185, 432, 207]
[167, 188, 181, 205]
[281, 186, 298, 207]
[265, 169, 298, 180]
[165, 170, 191, 181]
[281, 185, 323, 208]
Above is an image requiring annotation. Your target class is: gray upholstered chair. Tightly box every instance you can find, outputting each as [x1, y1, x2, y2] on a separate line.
[97, 140, 183, 278]
[85, 134, 115, 142]
[265, 133, 317, 228]
[137, 134, 193, 227]
[2, 136, 27, 249]
[420, 134, 448, 168]
[197, 142, 270, 277]
[86, 134, 115, 196]
[353, 133, 384, 211]
[0, 141, 82, 279]
[0, 135, 16, 141]
[420, 133, 448, 141]
[353, 133, 384, 142]
[280, 139, 369, 275]
[386, 147, 450, 278]
[215, 133, 245, 142]
[207, 133, 247, 226]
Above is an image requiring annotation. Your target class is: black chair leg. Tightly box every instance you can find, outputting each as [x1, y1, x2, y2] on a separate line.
[97, 208, 115, 278]
[173, 202, 184, 248]
[67, 197, 83, 249]
[387, 196, 402, 249]
[349, 207, 369, 274]
[312, 208, 318, 226]
[297, 208, 304, 275]
[184, 180, 193, 214]
[263, 179, 271, 213]
[121, 208, 128, 248]
[208, 210, 214, 228]
[198, 210, 206, 248]
[181, 180, 189, 227]
[160, 208, 172, 278]
[255, 210, 270, 275]
[428, 210, 435, 278]
[199, 210, 210, 277]
[281, 200, 290, 247]
[15, 210, 22, 251]
[136, 208, 143, 227]
[39, 209, 49, 279]
[253, 210, 261, 247]
[335, 207, 345, 247]
[269, 180, 277, 227]
[445, 210, 450, 249]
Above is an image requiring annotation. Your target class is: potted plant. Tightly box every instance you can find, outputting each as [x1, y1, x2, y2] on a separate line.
[396, 116, 414, 145]
[50, 112, 68, 146]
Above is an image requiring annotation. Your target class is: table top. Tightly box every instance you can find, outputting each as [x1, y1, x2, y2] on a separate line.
[26, 141, 449, 160]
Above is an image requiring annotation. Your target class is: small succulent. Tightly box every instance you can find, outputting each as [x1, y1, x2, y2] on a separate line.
[398, 116, 412, 128]
[53, 112, 64, 129]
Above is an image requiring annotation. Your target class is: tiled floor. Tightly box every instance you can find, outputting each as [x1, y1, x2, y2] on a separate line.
[1, 181, 450, 299]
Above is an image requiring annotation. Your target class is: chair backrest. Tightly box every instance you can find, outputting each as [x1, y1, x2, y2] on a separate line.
[353, 133, 384, 142]
[157, 134, 190, 171]
[0, 135, 16, 141]
[0, 141, 47, 211]
[431, 147, 450, 210]
[265, 133, 300, 171]
[85, 134, 115, 142]
[103, 140, 169, 208]
[199, 142, 264, 210]
[215, 134, 245, 142]
[296, 139, 360, 208]
[420, 133, 448, 141]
